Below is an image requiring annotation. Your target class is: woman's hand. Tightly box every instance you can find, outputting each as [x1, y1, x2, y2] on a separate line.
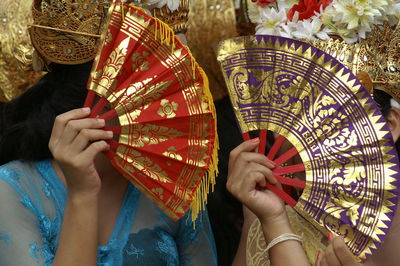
[316, 237, 361, 266]
[226, 138, 285, 224]
[49, 107, 113, 197]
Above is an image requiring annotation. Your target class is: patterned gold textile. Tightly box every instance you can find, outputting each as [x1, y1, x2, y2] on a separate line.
[217, 35, 400, 261]
[0, 0, 42, 102]
[246, 206, 325, 266]
[186, 0, 238, 100]
[84, 2, 218, 222]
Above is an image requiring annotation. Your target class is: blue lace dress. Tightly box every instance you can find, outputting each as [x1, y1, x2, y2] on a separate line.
[0, 160, 217, 265]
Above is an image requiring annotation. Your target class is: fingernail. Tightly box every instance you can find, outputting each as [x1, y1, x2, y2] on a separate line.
[268, 159, 276, 166]
[327, 232, 334, 241]
[83, 107, 91, 112]
[107, 131, 113, 137]
[251, 137, 260, 143]
[97, 118, 105, 124]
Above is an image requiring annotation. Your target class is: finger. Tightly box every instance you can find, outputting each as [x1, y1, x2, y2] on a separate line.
[79, 141, 110, 163]
[315, 251, 322, 266]
[60, 118, 106, 145]
[319, 253, 329, 266]
[229, 138, 260, 171]
[49, 108, 91, 149]
[235, 151, 275, 170]
[248, 162, 277, 184]
[228, 170, 266, 202]
[324, 240, 342, 266]
[332, 237, 358, 265]
[70, 129, 114, 153]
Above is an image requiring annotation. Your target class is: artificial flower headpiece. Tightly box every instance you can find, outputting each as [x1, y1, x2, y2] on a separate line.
[247, 0, 400, 101]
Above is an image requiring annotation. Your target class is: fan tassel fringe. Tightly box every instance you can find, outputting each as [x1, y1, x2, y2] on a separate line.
[190, 68, 219, 225]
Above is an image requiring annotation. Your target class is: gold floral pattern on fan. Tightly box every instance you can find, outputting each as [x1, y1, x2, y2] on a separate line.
[84, 2, 218, 221]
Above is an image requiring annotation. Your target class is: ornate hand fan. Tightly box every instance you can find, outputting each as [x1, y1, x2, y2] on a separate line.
[217, 35, 400, 261]
[83, 2, 218, 221]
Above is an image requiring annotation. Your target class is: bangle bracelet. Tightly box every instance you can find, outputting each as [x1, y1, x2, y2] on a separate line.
[265, 233, 303, 258]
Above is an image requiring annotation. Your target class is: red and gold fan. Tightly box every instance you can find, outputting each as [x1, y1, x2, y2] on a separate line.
[217, 35, 400, 261]
[83, 2, 218, 221]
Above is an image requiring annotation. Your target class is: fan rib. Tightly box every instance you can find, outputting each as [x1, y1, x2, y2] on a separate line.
[275, 175, 306, 189]
[273, 163, 305, 175]
[90, 97, 109, 118]
[265, 183, 296, 207]
[103, 126, 121, 134]
[242, 132, 251, 141]
[259, 129, 268, 155]
[273, 147, 299, 167]
[267, 135, 285, 160]
[84, 90, 96, 108]
[100, 109, 118, 122]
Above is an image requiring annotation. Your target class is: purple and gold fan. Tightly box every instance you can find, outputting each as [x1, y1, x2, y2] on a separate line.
[217, 35, 400, 261]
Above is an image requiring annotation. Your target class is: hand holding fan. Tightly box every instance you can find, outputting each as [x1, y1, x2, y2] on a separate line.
[217, 35, 400, 261]
[84, 2, 218, 221]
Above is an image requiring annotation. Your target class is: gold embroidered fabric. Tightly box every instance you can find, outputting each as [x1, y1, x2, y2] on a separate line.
[0, 0, 43, 102]
[246, 206, 325, 266]
[186, 0, 238, 100]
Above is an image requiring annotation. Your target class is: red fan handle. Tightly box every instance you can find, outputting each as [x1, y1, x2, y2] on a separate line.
[241, 132, 306, 207]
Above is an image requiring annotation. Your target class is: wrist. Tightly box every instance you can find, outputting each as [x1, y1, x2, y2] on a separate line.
[260, 213, 294, 243]
[67, 190, 99, 206]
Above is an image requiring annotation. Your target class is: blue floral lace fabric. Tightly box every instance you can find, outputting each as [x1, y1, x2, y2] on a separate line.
[0, 160, 217, 265]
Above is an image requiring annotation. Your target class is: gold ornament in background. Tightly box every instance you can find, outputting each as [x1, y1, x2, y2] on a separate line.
[368, 22, 400, 102]
[150, 0, 190, 34]
[29, 0, 112, 65]
[0, 0, 43, 102]
[305, 22, 400, 102]
[186, 0, 238, 101]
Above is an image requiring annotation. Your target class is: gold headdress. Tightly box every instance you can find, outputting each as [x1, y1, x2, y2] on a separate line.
[246, 0, 400, 102]
[0, 0, 43, 102]
[310, 23, 400, 101]
[29, 0, 192, 66]
[29, 0, 112, 65]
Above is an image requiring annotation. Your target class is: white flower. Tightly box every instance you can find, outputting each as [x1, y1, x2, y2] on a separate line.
[247, 3, 262, 24]
[255, 6, 288, 35]
[291, 17, 330, 41]
[323, 0, 395, 41]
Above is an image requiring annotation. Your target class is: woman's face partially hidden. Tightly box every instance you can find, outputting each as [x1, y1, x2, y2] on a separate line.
[385, 107, 400, 142]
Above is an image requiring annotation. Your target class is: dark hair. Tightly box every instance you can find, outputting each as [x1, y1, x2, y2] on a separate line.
[373, 89, 400, 154]
[0, 62, 92, 165]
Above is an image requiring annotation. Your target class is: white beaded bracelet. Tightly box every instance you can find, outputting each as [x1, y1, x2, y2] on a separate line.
[265, 233, 303, 259]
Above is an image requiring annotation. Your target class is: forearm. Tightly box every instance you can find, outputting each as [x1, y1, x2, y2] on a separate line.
[53, 193, 99, 266]
[232, 219, 253, 266]
[261, 215, 310, 266]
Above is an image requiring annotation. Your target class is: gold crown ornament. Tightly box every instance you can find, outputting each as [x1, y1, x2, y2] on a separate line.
[0, 0, 43, 102]
[29, 0, 113, 65]
[367, 22, 400, 102]
[29, 0, 192, 66]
